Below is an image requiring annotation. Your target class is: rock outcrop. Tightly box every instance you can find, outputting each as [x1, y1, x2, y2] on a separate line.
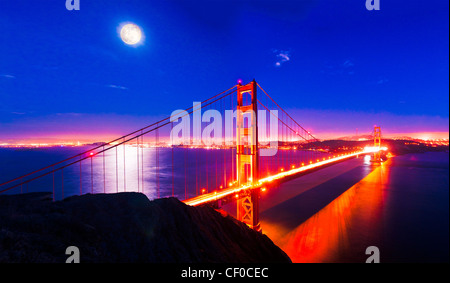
[0, 192, 291, 263]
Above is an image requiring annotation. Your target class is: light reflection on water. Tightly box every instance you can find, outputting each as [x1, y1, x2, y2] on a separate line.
[265, 160, 388, 262]
[262, 152, 449, 263]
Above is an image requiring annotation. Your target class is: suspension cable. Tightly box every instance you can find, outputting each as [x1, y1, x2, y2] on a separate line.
[0, 86, 238, 193]
[257, 83, 320, 142]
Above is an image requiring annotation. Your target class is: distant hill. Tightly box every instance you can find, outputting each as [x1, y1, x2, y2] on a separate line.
[308, 139, 448, 156]
[335, 134, 373, 141]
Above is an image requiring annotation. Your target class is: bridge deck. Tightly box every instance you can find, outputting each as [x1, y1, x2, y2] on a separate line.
[183, 150, 368, 207]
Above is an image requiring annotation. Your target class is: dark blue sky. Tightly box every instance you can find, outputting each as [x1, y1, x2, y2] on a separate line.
[0, 0, 448, 141]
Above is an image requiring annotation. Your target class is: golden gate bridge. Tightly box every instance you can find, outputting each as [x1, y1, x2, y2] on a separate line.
[0, 80, 385, 232]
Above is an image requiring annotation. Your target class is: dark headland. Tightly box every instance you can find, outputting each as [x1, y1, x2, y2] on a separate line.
[0, 192, 291, 263]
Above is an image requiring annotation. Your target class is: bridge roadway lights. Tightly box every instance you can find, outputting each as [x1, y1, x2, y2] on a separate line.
[184, 151, 368, 206]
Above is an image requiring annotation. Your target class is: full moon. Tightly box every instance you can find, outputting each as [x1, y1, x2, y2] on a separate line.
[120, 24, 142, 45]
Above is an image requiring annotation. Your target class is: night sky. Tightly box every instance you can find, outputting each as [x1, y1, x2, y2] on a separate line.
[0, 0, 448, 142]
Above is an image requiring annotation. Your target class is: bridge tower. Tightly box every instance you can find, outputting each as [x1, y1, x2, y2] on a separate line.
[373, 126, 382, 163]
[236, 79, 260, 232]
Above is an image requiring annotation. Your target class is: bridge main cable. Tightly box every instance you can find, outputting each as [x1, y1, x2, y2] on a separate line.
[0, 85, 238, 194]
[256, 83, 320, 142]
[257, 99, 311, 143]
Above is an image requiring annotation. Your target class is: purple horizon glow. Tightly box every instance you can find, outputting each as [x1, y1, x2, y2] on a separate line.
[1, 109, 448, 144]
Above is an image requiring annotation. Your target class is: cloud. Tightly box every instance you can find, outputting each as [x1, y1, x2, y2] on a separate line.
[106, 84, 128, 90]
[377, 78, 389, 85]
[343, 60, 354, 68]
[0, 74, 15, 79]
[321, 59, 355, 75]
[273, 50, 291, 67]
[56, 112, 83, 116]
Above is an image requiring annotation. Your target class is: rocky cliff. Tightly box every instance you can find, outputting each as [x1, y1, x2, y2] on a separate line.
[0, 192, 291, 263]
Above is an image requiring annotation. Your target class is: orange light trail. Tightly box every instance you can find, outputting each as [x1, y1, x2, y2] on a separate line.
[183, 147, 383, 207]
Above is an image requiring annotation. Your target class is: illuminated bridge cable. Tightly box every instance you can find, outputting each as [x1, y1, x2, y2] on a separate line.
[0, 86, 237, 195]
[257, 83, 320, 142]
[0, 85, 237, 190]
[257, 99, 311, 143]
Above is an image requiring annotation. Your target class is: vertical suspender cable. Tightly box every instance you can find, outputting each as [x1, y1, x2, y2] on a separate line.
[137, 134, 140, 193]
[103, 145, 106, 194]
[91, 155, 93, 194]
[123, 138, 126, 192]
[171, 123, 174, 197]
